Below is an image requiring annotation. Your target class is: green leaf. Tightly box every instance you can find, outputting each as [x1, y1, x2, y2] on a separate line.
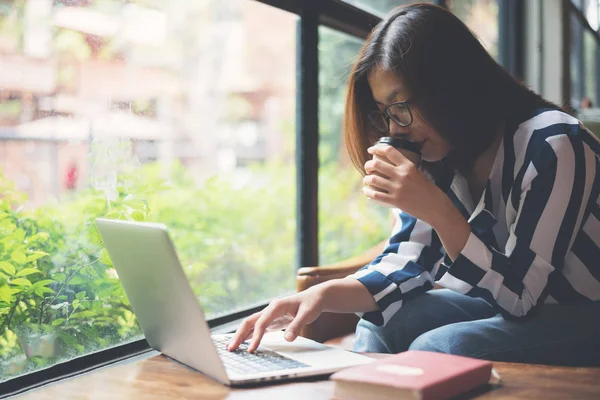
[75, 291, 86, 301]
[0, 261, 15, 276]
[58, 333, 78, 346]
[104, 211, 123, 220]
[11, 251, 26, 264]
[16, 268, 41, 277]
[36, 232, 50, 241]
[14, 229, 26, 242]
[34, 286, 54, 296]
[32, 279, 54, 288]
[9, 287, 22, 295]
[0, 285, 11, 303]
[28, 232, 50, 243]
[67, 276, 86, 285]
[89, 229, 103, 246]
[130, 210, 145, 221]
[70, 311, 96, 320]
[123, 199, 148, 211]
[0, 222, 16, 236]
[27, 251, 49, 262]
[51, 318, 66, 327]
[100, 251, 113, 266]
[53, 273, 67, 283]
[95, 317, 116, 323]
[10, 278, 32, 287]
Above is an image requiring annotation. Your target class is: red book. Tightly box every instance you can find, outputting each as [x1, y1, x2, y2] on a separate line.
[330, 351, 493, 400]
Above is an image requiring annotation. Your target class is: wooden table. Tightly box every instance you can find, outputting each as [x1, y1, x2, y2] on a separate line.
[18, 353, 600, 399]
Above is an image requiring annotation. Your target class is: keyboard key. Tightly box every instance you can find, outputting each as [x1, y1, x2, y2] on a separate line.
[212, 337, 309, 375]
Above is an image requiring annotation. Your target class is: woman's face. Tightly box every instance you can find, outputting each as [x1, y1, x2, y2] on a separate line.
[367, 67, 451, 163]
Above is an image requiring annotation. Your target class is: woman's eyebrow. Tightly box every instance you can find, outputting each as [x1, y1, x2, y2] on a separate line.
[374, 87, 405, 106]
[385, 87, 405, 103]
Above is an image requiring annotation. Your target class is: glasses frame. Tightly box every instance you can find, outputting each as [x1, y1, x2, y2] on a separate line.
[367, 99, 414, 133]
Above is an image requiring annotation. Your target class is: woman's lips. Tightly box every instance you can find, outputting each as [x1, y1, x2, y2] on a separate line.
[412, 140, 425, 149]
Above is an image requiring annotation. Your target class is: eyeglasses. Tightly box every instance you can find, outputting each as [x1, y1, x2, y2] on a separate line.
[367, 99, 413, 133]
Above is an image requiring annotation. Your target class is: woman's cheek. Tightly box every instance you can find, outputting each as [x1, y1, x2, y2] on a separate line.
[422, 141, 450, 162]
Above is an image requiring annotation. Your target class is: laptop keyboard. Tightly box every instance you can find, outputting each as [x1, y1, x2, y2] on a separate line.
[213, 337, 309, 375]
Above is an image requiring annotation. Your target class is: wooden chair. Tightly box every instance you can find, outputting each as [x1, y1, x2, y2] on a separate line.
[296, 238, 444, 348]
[296, 240, 386, 346]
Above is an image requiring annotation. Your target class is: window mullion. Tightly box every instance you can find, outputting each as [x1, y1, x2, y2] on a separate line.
[296, 6, 320, 269]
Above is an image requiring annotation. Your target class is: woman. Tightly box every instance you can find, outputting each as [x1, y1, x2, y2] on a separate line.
[228, 3, 600, 366]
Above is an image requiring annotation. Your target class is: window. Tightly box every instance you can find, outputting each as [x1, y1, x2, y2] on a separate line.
[583, 30, 598, 107]
[342, 0, 427, 17]
[447, 0, 499, 59]
[0, 0, 296, 381]
[318, 27, 389, 266]
[570, 1, 600, 109]
[343, 0, 500, 60]
[0, 0, 518, 391]
[571, 14, 586, 107]
[572, 0, 600, 28]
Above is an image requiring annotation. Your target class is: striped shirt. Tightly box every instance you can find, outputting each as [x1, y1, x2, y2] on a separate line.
[350, 108, 600, 326]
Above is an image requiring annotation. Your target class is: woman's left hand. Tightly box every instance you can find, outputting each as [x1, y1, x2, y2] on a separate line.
[362, 144, 446, 224]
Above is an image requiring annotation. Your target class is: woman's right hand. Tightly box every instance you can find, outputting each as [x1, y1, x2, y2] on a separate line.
[227, 285, 326, 353]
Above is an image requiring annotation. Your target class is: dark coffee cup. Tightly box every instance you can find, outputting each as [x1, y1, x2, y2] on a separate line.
[375, 136, 422, 164]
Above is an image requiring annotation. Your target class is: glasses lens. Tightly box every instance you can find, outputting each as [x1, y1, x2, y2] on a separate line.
[388, 104, 412, 127]
[367, 112, 388, 133]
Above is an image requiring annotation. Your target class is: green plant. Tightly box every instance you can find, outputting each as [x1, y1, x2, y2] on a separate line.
[0, 159, 387, 381]
[0, 169, 148, 378]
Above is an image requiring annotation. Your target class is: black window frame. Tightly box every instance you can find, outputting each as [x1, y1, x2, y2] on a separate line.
[1, 0, 522, 396]
[499, 0, 525, 81]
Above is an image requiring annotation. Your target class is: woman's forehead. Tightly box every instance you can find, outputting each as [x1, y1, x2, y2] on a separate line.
[367, 68, 410, 104]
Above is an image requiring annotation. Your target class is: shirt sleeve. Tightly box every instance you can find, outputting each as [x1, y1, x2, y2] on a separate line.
[438, 134, 598, 319]
[348, 210, 445, 326]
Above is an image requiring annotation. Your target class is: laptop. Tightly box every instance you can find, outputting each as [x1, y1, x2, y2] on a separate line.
[95, 218, 373, 386]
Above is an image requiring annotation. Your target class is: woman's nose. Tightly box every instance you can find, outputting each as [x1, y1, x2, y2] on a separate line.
[389, 120, 409, 137]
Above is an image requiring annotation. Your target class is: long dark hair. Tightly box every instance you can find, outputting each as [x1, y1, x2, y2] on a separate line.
[344, 3, 557, 176]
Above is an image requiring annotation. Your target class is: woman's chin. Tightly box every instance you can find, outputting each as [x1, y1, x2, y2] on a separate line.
[420, 146, 449, 163]
[421, 153, 445, 163]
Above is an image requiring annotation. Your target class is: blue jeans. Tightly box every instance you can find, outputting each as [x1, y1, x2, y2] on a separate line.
[353, 289, 600, 366]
